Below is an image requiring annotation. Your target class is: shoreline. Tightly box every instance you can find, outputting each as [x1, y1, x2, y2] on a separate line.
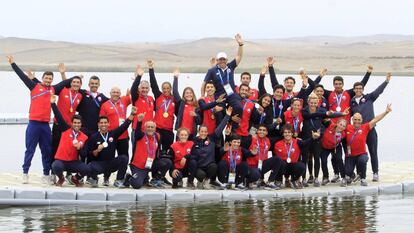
[1, 161, 413, 205]
[1, 67, 413, 77]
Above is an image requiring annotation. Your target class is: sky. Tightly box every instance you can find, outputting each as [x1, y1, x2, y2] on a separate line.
[0, 0, 413, 43]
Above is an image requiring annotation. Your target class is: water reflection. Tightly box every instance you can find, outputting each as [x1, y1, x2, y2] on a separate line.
[1, 195, 411, 232]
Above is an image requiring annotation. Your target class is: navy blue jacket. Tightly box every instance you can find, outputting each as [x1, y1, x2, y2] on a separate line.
[351, 81, 389, 123]
[204, 59, 237, 97]
[78, 90, 108, 135]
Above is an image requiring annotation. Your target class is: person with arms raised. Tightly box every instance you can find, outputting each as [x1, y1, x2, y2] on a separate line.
[7, 56, 72, 184]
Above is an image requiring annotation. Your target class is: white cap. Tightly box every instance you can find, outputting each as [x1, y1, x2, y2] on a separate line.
[216, 52, 228, 59]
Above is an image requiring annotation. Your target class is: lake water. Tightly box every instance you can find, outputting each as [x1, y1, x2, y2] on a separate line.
[0, 71, 411, 172]
[0, 194, 412, 232]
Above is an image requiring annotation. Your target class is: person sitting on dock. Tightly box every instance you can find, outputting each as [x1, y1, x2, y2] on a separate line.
[84, 107, 137, 188]
[50, 95, 90, 187]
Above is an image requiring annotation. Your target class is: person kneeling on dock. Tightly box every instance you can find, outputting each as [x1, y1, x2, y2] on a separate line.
[84, 107, 137, 188]
[50, 95, 90, 187]
[274, 125, 320, 189]
[128, 115, 172, 189]
[246, 125, 283, 189]
[344, 104, 392, 186]
[168, 128, 197, 189]
[218, 134, 253, 190]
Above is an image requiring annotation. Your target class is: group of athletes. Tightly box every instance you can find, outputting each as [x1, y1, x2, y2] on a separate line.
[7, 34, 392, 190]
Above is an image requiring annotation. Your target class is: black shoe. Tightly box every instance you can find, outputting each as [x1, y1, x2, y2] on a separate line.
[307, 176, 314, 184]
[123, 173, 132, 188]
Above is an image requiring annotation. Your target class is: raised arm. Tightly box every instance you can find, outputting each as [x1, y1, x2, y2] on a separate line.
[369, 73, 390, 101]
[235, 34, 244, 66]
[369, 104, 392, 129]
[8, 56, 36, 90]
[131, 65, 144, 103]
[51, 96, 70, 131]
[213, 107, 232, 140]
[147, 60, 162, 99]
[134, 114, 147, 142]
[258, 64, 269, 96]
[348, 65, 373, 96]
[173, 68, 182, 103]
[267, 57, 279, 88]
[53, 77, 74, 95]
[58, 63, 67, 80]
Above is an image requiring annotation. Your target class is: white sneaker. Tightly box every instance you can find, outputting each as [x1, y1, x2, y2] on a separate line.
[22, 174, 29, 184]
[41, 175, 52, 185]
[202, 179, 211, 190]
[372, 173, 379, 182]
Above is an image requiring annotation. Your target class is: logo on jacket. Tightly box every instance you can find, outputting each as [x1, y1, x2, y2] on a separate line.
[109, 137, 114, 142]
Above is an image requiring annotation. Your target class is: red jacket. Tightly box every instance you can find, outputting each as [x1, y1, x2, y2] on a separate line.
[154, 95, 175, 131]
[56, 88, 83, 125]
[247, 136, 271, 168]
[170, 141, 194, 169]
[321, 123, 346, 150]
[30, 84, 55, 122]
[133, 95, 155, 130]
[55, 129, 88, 161]
[274, 139, 301, 163]
[131, 133, 159, 169]
[100, 96, 131, 140]
[346, 123, 370, 156]
[328, 90, 351, 123]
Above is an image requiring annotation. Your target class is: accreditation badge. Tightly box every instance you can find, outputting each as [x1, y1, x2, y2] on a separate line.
[228, 172, 236, 184]
[258, 160, 263, 171]
[223, 84, 234, 96]
[145, 157, 154, 169]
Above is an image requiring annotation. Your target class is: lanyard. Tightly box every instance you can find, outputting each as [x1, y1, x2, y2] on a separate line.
[272, 98, 283, 118]
[349, 128, 360, 146]
[31, 89, 51, 100]
[160, 97, 172, 113]
[293, 115, 299, 133]
[256, 138, 267, 161]
[69, 91, 79, 109]
[145, 134, 157, 159]
[260, 112, 266, 124]
[285, 141, 293, 160]
[216, 67, 230, 85]
[72, 130, 79, 140]
[229, 149, 238, 171]
[100, 132, 108, 143]
[334, 132, 342, 146]
[88, 91, 101, 108]
[335, 92, 343, 107]
[243, 100, 252, 111]
[207, 97, 214, 114]
[110, 100, 125, 119]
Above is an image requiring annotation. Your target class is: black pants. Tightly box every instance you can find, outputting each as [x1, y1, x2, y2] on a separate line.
[51, 123, 62, 173]
[129, 158, 172, 189]
[103, 138, 130, 180]
[217, 160, 248, 185]
[320, 145, 345, 179]
[248, 156, 282, 183]
[52, 160, 91, 178]
[345, 154, 369, 179]
[276, 161, 306, 182]
[367, 127, 378, 174]
[156, 128, 174, 154]
[89, 155, 128, 180]
[304, 140, 322, 179]
[196, 163, 217, 182]
[170, 159, 197, 184]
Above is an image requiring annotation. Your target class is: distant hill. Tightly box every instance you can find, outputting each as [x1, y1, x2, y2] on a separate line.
[1, 35, 414, 75]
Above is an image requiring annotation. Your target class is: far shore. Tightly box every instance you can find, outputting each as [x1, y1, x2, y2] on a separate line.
[1, 66, 413, 76]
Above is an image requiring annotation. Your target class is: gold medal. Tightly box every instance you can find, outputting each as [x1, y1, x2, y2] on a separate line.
[293, 133, 298, 137]
[163, 112, 169, 118]
[70, 107, 73, 113]
[211, 114, 215, 120]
